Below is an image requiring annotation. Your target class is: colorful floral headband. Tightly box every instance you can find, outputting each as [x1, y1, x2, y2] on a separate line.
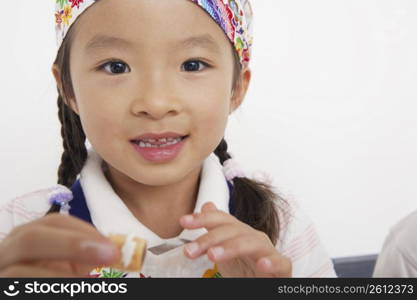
[54, 0, 253, 67]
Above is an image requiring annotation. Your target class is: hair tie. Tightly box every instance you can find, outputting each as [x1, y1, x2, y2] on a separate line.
[47, 185, 73, 214]
[223, 158, 246, 182]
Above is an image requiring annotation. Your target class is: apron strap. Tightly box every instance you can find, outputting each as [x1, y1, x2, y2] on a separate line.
[227, 181, 236, 216]
[69, 180, 94, 225]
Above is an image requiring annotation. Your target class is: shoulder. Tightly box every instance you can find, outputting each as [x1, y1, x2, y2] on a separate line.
[273, 198, 336, 277]
[383, 210, 417, 257]
[374, 210, 417, 277]
[390, 210, 417, 240]
[0, 186, 58, 240]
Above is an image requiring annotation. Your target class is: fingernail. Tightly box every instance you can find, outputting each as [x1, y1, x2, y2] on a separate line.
[80, 241, 116, 263]
[259, 258, 272, 270]
[208, 202, 217, 209]
[185, 242, 200, 257]
[182, 215, 194, 224]
[210, 247, 224, 260]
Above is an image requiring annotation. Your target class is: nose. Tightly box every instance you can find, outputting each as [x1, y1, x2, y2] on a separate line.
[130, 73, 181, 120]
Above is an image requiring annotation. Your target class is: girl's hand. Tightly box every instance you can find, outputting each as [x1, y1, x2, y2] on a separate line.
[180, 202, 292, 277]
[0, 214, 120, 277]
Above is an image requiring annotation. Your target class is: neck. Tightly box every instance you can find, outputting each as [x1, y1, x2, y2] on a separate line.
[103, 162, 201, 239]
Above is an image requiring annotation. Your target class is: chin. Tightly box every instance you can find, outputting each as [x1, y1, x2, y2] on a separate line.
[131, 174, 182, 187]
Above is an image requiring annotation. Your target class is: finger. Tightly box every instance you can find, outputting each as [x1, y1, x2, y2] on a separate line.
[40, 214, 102, 237]
[0, 225, 119, 270]
[206, 232, 275, 263]
[0, 264, 75, 278]
[184, 225, 243, 258]
[10, 214, 103, 241]
[34, 260, 98, 277]
[201, 202, 218, 213]
[180, 209, 241, 231]
[256, 255, 292, 277]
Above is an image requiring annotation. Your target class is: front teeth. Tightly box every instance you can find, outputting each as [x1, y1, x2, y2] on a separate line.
[137, 137, 183, 148]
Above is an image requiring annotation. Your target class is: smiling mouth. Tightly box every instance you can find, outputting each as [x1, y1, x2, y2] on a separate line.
[131, 135, 189, 148]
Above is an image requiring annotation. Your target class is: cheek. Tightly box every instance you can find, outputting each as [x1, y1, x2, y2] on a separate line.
[190, 87, 230, 148]
[75, 87, 125, 148]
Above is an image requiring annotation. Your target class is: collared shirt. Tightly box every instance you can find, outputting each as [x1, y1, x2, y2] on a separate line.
[0, 149, 336, 277]
[80, 149, 231, 277]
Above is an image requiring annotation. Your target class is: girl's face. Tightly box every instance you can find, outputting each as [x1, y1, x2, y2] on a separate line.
[62, 0, 250, 186]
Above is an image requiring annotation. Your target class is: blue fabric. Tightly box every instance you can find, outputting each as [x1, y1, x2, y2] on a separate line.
[227, 181, 235, 216]
[69, 179, 93, 225]
[69, 179, 236, 225]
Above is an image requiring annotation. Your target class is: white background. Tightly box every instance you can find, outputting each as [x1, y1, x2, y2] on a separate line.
[0, 0, 416, 258]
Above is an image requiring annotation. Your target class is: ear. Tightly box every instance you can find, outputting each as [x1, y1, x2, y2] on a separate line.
[229, 67, 251, 114]
[51, 64, 79, 115]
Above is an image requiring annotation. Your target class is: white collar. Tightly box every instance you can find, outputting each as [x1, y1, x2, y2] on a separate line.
[79, 148, 230, 248]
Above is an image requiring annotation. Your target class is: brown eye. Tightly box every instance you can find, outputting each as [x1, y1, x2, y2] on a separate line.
[182, 60, 209, 72]
[101, 61, 130, 74]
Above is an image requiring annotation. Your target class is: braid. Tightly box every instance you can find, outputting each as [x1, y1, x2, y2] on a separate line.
[57, 94, 87, 188]
[46, 24, 87, 215]
[46, 93, 88, 215]
[214, 138, 281, 245]
[214, 139, 231, 163]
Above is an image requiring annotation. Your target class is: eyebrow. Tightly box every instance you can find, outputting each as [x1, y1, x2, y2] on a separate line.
[84, 34, 221, 54]
[85, 35, 134, 53]
[175, 34, 221, 54]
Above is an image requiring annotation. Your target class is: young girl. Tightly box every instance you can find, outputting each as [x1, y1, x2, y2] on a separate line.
[0, 0, 335, 278]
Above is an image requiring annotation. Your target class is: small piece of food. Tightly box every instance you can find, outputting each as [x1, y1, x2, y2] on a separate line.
[107, 233, 147, 272]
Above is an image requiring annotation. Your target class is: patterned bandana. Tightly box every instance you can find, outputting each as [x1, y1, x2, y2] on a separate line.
[54, 0, 253, 67]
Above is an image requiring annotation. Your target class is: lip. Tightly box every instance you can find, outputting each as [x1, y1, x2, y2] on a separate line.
[131, 135, 188, 163]
[130, 132, 188, 142]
